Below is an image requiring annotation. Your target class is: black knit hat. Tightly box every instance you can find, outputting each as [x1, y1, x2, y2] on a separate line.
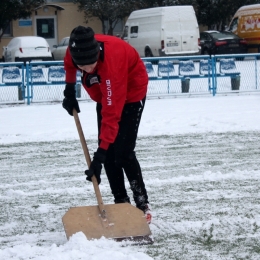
[69, 26, 100, 65]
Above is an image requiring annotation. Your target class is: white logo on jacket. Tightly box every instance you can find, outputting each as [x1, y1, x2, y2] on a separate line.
[90, 76, 99, 85]
[106, 80, 112, 105]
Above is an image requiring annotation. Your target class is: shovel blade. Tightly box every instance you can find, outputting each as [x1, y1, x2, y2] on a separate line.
[62, 203, 153, 243]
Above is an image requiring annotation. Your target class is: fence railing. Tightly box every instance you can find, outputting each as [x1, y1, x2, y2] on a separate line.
[0, 54, 259, 105]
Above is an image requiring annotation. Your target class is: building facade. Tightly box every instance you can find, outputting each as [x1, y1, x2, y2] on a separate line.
[1, 1, 205, 56]
[0, 1, 102, 52]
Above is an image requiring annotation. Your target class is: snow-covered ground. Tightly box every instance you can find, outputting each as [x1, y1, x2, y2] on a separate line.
[1, 94, 260, 259]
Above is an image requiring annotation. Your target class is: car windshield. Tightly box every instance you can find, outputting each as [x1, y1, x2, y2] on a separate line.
[210, 32, 239, 40]
[58, 37, 69, 46]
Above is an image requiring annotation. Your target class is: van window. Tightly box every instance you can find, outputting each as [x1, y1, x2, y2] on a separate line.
[229, 18, 238, 32]
[130, 26, 138, 38]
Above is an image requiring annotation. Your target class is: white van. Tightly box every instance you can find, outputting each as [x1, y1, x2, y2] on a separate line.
[122, 6, 200, 57]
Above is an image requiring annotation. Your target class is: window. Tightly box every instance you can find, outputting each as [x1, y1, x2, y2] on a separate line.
[229, 18, 238, 32]
[104, 19, 124, 36]
[130, 26, 138, 38]
[0, 22, 12, 37]
[36, 18, 54, 39]
[58, 37, 69, 47]
[64, 37, 70, 46]
[200, 33, 211, 41]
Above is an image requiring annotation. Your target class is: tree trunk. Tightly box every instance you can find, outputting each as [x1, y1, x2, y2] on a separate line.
[108, 19, 114, 35]
[108, 27, 113, 35]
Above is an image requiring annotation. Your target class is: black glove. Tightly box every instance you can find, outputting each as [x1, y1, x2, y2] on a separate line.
[85, 148, 106, 184]
[62, 83, 80, 116]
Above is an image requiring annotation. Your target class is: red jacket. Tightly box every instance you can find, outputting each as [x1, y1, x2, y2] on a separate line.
[64, 34, 148, 150]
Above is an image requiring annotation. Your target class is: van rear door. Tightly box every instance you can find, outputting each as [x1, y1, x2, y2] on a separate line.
[163, 6, 199, 54]
[163, 8, 182, 53]
[180, 12, 199, 53]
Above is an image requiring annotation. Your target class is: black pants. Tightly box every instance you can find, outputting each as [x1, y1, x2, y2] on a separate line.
[96, 97, 149, 211]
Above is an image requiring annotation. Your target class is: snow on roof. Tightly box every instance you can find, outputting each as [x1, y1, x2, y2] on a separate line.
[16, 36, 49, 47]
[238, 4, 260, 11]
[235, 4, 260, 16]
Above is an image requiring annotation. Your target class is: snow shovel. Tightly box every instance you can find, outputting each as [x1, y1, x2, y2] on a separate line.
[62, 109, 153, 243]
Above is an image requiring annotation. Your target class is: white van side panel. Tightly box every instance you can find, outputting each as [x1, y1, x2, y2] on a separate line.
[127, 13, 162, 56]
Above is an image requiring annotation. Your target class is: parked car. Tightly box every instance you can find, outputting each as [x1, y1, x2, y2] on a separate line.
[199, 30, 247, 56]
[2, 36, 53, 63]
[52, 37, 69, 60]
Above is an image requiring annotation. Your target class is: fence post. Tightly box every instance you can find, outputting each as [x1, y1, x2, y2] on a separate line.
[181, 78, 190, 93]
[211, 57, 217, 96]
[25, 62, 31, 105]
[231, 75, 240, 90]
[18, 85, 24, 100]
[17, 63, 25, 101]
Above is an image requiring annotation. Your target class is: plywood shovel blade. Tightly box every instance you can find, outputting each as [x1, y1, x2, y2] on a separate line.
[62, 203, 153, 243]
[63, 110, 153, 244]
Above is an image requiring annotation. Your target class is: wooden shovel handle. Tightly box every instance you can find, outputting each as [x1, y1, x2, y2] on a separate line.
[73, 109, 106, 217]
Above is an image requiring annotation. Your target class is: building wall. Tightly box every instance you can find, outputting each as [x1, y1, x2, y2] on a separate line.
[55, 3, 102, 40]
[0, 2, 102, 52]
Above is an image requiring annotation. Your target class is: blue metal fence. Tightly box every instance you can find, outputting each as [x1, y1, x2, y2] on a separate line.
[24, 61, 86, 105]
[143, 53, 260, 97]
[0, 54, 259, 105]
[0, 62, 26, 103]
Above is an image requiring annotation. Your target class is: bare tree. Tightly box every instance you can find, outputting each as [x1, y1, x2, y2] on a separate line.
[193, 0, 260, 30]
[73, 0, 146, 35]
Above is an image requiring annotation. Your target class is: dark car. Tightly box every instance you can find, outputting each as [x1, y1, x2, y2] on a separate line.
[199, 30, 247, 56]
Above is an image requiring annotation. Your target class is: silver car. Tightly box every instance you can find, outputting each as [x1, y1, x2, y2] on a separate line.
[52, 37, 69, 60]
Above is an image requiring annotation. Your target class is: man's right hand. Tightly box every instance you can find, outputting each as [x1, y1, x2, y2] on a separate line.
[62, 97, 80, 116]
[62, 83, 80, 116]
